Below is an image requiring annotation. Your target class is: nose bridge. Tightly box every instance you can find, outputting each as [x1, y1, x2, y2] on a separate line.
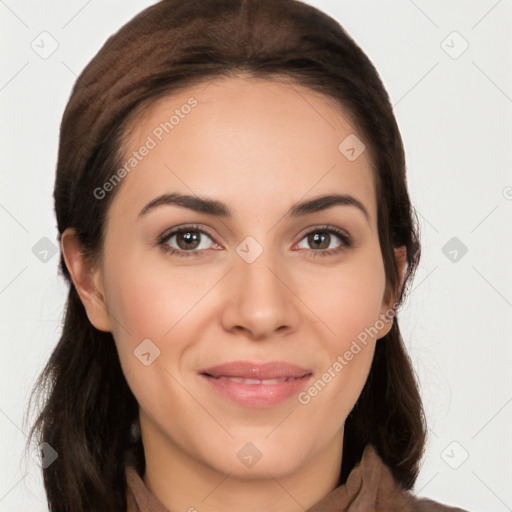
[221, 236, 298, 338]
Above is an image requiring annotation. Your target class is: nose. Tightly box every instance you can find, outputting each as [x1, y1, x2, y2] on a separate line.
[220, 249, 300, 341]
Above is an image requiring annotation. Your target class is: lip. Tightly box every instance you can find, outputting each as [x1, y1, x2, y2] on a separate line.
[198, 361, 313, 408]
[199, 361, 311, 380]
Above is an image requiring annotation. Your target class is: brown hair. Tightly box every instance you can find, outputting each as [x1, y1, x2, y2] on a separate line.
[24, 0, 426, 510]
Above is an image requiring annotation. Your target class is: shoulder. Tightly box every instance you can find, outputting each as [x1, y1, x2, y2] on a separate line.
[362, 444, 472, 511]
[414, 495, 472, 512]
[357, 444, 472, 512]
[307, 444, 472, 512]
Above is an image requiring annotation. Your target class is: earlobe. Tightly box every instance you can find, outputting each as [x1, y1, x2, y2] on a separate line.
[60, 228, 112, 332]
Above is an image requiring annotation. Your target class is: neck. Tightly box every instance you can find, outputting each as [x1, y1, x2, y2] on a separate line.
[140, 415, 344, 512]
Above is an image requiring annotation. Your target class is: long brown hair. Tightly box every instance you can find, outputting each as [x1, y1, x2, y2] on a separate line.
[24, 0, 426, 510]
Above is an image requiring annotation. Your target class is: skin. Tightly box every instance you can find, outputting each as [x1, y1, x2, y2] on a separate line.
[61, 74, 406, 512]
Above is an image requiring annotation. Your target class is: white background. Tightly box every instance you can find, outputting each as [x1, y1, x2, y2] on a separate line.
[1, 0, 511, 510]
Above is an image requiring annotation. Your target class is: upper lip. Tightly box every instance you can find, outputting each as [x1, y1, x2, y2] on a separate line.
[199, 361, 312, 380]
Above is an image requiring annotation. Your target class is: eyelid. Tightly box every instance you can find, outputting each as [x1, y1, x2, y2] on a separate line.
[295, 223, 351, 242]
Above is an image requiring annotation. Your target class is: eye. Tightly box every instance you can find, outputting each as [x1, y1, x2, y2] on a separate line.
[295, 226, 353, 257]
[157, 224, 353, 259]
[158, 224, 216, 258]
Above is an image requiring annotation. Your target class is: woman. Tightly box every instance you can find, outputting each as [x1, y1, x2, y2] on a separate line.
[25, 0, 471, 510]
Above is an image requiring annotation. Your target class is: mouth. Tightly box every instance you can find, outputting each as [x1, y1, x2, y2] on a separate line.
[203, 375, 304, 385]
[198, 360, 313, 408]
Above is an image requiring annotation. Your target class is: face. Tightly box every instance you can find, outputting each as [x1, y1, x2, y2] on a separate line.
[65, 74, 402, 480]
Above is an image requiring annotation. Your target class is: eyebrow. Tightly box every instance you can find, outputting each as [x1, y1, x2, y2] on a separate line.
[138, 192, 370, 223]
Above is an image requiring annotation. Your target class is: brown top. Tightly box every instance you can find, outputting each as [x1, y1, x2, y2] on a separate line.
[125, 444, 470, 511]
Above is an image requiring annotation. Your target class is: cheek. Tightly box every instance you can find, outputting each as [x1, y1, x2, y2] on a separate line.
[298, 249, 386, 407]
[298, 282, 381, 434]
[301, 251, 387, 346]
[104, 261, 207, 420]
[105, 255, 210, 342]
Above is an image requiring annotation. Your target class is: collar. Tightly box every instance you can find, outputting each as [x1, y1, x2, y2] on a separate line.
[125, 444, 467, 511]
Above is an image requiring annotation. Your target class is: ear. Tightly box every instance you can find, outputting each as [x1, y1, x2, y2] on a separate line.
[377, 245, 408, 339]
[394, 245, 408, 293]
[60, 227, 112, 332]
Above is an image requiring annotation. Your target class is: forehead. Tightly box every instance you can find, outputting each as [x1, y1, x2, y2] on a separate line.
[111, 75, 377, 224]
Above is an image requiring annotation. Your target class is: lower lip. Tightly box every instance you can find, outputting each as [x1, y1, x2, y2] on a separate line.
[199, 374, 313, 408]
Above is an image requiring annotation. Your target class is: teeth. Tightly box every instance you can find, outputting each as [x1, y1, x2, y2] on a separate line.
[216, 376, 292, 385]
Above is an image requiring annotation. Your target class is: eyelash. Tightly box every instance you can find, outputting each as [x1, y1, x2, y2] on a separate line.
[157, 224, 353, 259]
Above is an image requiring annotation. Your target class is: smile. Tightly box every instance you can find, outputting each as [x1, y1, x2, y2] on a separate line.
[198, 361, 313, 408]
[209, 376, 301, 385]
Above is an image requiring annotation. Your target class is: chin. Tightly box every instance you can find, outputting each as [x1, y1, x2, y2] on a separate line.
[202, 440, 310, 480]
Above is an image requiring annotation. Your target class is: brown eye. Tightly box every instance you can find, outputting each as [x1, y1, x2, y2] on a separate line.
[296, 227, 352, 256]
[159, 226, 215, 257]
